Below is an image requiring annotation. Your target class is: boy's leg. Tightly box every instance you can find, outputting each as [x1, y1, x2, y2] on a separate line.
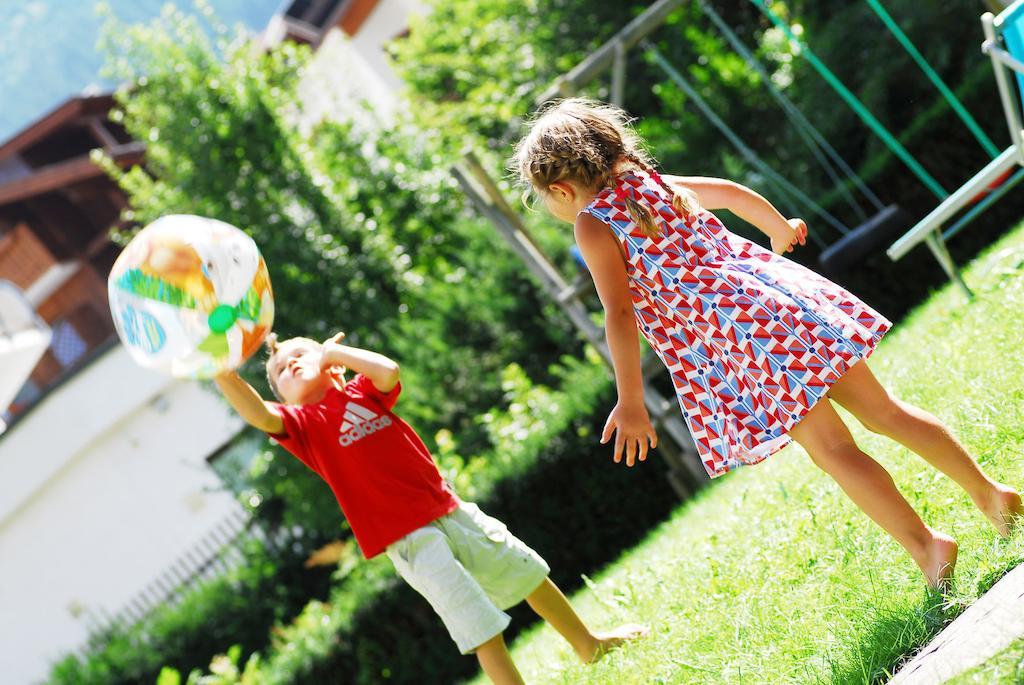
[475, 633, 526, 685]
[525, 577, 648, 662]
[827, 360, 1022, 535]
[386, 526, 513, 671]
[525, 578, 597, 660]
[444, 502, 648, 663]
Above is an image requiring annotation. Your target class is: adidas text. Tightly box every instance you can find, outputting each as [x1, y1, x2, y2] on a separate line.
[339, 415, 393, 446]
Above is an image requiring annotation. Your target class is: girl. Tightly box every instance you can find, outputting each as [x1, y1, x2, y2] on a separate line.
[511, 98, 1022, 588]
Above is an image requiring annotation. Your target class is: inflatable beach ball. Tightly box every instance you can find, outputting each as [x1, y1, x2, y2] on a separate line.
[107, 214, 274, 379]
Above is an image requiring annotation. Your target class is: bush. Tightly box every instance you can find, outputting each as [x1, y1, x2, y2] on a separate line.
[48, 533, 336, 685]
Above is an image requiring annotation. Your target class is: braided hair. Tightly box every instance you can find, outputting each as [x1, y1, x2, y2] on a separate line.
[511, 98, 698, 238]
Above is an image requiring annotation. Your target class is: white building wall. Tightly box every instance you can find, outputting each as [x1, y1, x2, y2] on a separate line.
[0, 5, 428, 683]
[295, 0, 425, 130]
[298, 27, 398, 128]
[348, 0, 426, 91]
[0, 345, 245, 685]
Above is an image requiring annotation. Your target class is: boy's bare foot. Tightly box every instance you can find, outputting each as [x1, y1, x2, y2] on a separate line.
[579, 624, 649, 663]
[973, 483, 1024, 538]
[912, 530, 958, 590]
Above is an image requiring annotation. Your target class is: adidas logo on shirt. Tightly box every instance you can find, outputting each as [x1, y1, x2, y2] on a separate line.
[338, 402, 393, 446]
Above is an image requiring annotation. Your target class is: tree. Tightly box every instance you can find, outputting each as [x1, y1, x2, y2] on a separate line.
[98, 2, 579, 533]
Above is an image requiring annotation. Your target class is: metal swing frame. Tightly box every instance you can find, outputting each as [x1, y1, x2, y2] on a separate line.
[887, 1, 1024, 295]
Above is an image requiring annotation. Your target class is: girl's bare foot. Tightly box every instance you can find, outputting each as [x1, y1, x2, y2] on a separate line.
[973, 483, 1024, 537]
[579, 624, 649, 663]
[911, 529, 958, 589]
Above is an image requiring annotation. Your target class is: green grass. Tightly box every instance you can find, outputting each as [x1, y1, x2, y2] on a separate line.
[464, 222, 1024, 685]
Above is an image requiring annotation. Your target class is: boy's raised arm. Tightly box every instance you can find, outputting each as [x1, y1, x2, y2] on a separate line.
[320, 333, 401, 393]
[214, 371, 284, 435]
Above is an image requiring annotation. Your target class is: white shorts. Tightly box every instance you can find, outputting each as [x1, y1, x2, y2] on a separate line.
[385, 501, 551, 654]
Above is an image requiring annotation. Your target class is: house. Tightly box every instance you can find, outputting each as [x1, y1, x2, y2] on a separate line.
[0, 94, 140, 419]
[0, 91, 251, 685]
[0, 283, 51, 432]
[267, 0, 416, 93]
[0, 1, 417, 682]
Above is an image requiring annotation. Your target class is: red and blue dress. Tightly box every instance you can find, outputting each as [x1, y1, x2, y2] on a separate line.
[581, 170, 891, 478]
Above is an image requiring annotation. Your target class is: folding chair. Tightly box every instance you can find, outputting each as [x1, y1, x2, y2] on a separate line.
[887, 0, 1024, 298]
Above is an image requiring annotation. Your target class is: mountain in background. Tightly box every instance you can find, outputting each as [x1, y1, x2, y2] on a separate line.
[0, 0, 282, 140]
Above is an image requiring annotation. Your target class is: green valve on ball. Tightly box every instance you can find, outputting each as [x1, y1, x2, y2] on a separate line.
[207, 304, 237, 333]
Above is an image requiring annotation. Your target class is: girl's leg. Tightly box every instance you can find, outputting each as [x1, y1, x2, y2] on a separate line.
[524, 577, 648, 662]
[475, 634, 525, 685]
[788, 398, 958, 587]
[827, 360, 1023, 536]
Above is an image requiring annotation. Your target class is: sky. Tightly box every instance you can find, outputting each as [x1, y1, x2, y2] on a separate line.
[0, 0, 284, 142]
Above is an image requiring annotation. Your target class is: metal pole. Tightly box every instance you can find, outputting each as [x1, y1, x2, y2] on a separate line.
[866, 0, 1001, 158]
[645, 41, 841, 244]
[699, 0, 885, 215]
[611, 40, 628, 106]
[983, 13, 1024, 159]
[751, 0, 949, 200]
[535, 0, 688, 104]
[924, 232, 973, 299]
[452, 153, 707, 492]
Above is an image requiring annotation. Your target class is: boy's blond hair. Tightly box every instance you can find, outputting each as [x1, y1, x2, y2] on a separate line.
[511, 98, 698, 238]
[264, 333, 321, 402]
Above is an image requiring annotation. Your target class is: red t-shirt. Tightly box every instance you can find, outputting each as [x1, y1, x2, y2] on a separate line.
[267, 374, 459, 558]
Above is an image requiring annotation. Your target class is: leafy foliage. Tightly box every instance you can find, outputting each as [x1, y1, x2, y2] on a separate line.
[52, 0, 1024, 682]
[395, 0, 1021, 319]
[98, 4, 400, 347]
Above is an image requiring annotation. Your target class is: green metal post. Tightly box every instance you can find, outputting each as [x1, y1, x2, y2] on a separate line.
[865, 0, 1001, 158]
[750, 1, 949, 200]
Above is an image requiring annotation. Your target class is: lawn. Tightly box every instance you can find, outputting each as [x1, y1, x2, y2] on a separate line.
[464, 221, 1024, 685]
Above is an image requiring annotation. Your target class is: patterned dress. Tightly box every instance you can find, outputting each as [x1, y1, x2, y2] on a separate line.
[581, 171, 892, 478]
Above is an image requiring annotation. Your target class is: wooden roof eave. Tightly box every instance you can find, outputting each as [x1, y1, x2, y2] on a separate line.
[0, 94, 117, 161]
[0, 142, 145, 208]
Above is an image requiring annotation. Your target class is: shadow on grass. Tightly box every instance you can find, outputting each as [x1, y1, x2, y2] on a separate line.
[829, 552, 1024, 685]
[825, 590, 950, 685]
[974, 556, 1024, 597]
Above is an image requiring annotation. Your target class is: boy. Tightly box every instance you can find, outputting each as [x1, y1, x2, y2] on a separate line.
[214, 331, 647, 684]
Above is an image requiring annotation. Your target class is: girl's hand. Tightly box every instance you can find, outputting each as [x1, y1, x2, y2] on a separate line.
[601, 401, 658, 467]
[771, 218, 808, 254]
